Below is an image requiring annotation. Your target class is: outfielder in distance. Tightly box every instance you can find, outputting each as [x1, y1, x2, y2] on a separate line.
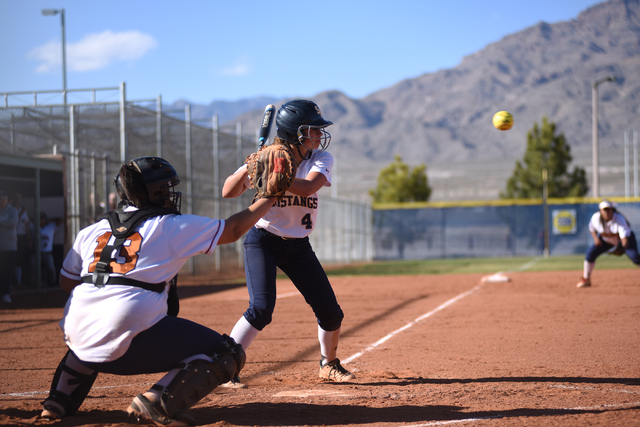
[222, 99, 354, 384]
[577, 199, 640, 288]
[40, 157, 281, 426]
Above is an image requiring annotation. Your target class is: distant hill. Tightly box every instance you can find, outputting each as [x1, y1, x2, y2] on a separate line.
[174, 0, 640, 202]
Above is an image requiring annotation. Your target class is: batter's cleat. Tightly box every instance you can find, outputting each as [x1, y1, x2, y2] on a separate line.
[220, 375, 247, 389]
[576, 278, 591, 288]
[127, 394, 190, 427]
[319, 358, 354, 382]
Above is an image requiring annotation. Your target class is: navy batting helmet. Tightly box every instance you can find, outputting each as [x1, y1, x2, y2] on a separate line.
[275, 100, 332, 154]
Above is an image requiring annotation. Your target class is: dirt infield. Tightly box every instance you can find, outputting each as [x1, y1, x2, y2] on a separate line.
[1, 268, 639, 426]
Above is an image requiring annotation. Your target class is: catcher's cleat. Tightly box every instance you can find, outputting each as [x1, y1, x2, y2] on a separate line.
[576, 278, 591, 288]
[319, 358, 354, 382]
[40, 402, 64, 420]
[221, 375, 247, 389]
[127, 394, 190, 427]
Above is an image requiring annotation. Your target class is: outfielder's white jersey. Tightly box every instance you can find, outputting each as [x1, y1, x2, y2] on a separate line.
[588, 211, 632, 246]
[59, 207, 225, 363]
[237, 149, 333, 238]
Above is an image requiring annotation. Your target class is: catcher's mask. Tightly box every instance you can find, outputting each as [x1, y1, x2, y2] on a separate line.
[114, 157, 182, 212]
[276, 100, 332, 159]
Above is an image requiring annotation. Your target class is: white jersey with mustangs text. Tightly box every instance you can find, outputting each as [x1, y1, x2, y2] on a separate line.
[237, 149, 333, 238]
[588, 211, 632, 246]
[59, 207, 225, 363]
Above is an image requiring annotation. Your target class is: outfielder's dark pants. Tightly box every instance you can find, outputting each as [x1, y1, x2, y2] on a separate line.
[242, 227, 344, 332]
[79, 316, 225, 375]
[585, 231, 640, 265]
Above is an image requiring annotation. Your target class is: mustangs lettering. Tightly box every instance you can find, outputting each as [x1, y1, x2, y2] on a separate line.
[241, 149, 333, 239]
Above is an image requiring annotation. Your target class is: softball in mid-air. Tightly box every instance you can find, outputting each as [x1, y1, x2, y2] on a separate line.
[493, 111, 514, 131]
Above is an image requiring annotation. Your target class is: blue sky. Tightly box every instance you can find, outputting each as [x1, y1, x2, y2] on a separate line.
[1, 0, 601, 105]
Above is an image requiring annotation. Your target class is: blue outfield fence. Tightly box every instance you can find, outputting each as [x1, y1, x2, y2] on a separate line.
[372, 199, 640, 260]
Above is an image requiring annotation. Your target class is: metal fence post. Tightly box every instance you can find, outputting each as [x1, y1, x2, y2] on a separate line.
[185, 104, 194, 274]
[236, 122, 243, 268]
[212, 115, 221, 272]
[156, 95, 162, 157]
[119, 82, 126, 163]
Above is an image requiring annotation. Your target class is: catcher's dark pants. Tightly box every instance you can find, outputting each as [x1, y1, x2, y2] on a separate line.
[242, 226, 344, 332]
[79, 316, 225, 374]
[585, 231, 640, 265]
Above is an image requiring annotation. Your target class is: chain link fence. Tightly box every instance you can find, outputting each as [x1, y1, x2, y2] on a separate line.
[0, 86, 373, 289]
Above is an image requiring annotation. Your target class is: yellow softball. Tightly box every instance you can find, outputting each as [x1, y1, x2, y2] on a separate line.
[493, 111, 514, 131]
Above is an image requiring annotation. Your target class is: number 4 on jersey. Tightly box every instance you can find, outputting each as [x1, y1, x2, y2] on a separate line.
[301, 213, 312, 230]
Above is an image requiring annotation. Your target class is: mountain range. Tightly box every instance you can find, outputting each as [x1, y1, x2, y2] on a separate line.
[170, 0, 640, 202]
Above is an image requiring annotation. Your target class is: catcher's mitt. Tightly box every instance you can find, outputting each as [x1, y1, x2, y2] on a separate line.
[246, 143, 297, 199]
[610, 242, 626, 256]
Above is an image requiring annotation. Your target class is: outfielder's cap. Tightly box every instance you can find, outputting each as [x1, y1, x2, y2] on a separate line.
[599, 200, 614, 210]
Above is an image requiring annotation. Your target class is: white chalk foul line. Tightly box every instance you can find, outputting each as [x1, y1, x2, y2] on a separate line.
[342, 284, 483, 365]
[343, 257, 543, 365]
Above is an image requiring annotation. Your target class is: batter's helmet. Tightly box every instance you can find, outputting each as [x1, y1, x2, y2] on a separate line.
[276, 100, 332, 155]
[115, 157, 181, 211]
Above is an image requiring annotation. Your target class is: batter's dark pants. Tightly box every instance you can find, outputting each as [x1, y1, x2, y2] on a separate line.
[241, 227, 344, 332]
[585, 231, 640, 265]
[79, 316, 225, 374]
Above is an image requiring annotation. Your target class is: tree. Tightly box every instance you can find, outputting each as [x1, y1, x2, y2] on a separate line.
[369, 155, 432, 203]
[501, 117, 588, 199]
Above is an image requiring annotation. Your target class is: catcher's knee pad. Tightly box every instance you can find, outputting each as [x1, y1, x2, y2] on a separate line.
[46, 350, 98, 416]
[318, 307, 344, 332]
[156, 335, 245, 417]
[207, 334, 246, 377]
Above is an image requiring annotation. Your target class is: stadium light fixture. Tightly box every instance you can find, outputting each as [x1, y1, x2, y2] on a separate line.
[592, 75, 617, 198]
[41, 8, 67, 105]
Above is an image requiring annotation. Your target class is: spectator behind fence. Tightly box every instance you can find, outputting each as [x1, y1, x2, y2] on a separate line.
[577, 200, 640, 288]
[11, 192, 32, 287]
[40, 212, 63, 288]
[0, 190, 19, 303]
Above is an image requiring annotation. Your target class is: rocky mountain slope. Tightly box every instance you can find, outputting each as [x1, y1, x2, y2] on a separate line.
[175, 0, 640, 202]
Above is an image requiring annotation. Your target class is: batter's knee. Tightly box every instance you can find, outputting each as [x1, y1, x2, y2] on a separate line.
[318, 307, 344, 332]
[245, 308, 273, 331]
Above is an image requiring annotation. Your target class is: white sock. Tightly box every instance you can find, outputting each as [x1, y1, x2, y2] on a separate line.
[230, 316, 260, 351]
[318, 326, 341, 363]
[583, 260, 595, 279]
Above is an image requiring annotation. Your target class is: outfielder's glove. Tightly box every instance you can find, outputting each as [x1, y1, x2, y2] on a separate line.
[245, 143, 298, 199]
[610, 242, 626, 256]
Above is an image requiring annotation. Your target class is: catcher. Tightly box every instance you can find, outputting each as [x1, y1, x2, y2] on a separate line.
[222, 100, 354, 386]
[40, 157, 285, 426]
[577, 199, 640, 288]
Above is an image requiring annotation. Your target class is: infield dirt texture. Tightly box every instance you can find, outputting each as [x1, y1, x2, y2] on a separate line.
[1, 268, 639, 426]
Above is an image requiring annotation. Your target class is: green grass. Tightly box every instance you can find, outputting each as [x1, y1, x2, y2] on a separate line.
[324, 254, 637, 276]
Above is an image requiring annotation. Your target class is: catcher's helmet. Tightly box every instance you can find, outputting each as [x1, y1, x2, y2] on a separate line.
[115, 157, 181, 211]
[276, 100, 332, 155]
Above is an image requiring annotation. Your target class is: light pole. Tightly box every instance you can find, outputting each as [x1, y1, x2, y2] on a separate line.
[591, 75, 616, 199]
[41, 8, 67, 105]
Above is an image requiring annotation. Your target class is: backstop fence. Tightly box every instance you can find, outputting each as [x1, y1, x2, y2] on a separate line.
[0, 85, 373, 289]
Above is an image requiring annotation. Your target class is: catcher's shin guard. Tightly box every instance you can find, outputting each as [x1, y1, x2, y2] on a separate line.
[155, 335, 245, 417]
[44, 350, 98, 417]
